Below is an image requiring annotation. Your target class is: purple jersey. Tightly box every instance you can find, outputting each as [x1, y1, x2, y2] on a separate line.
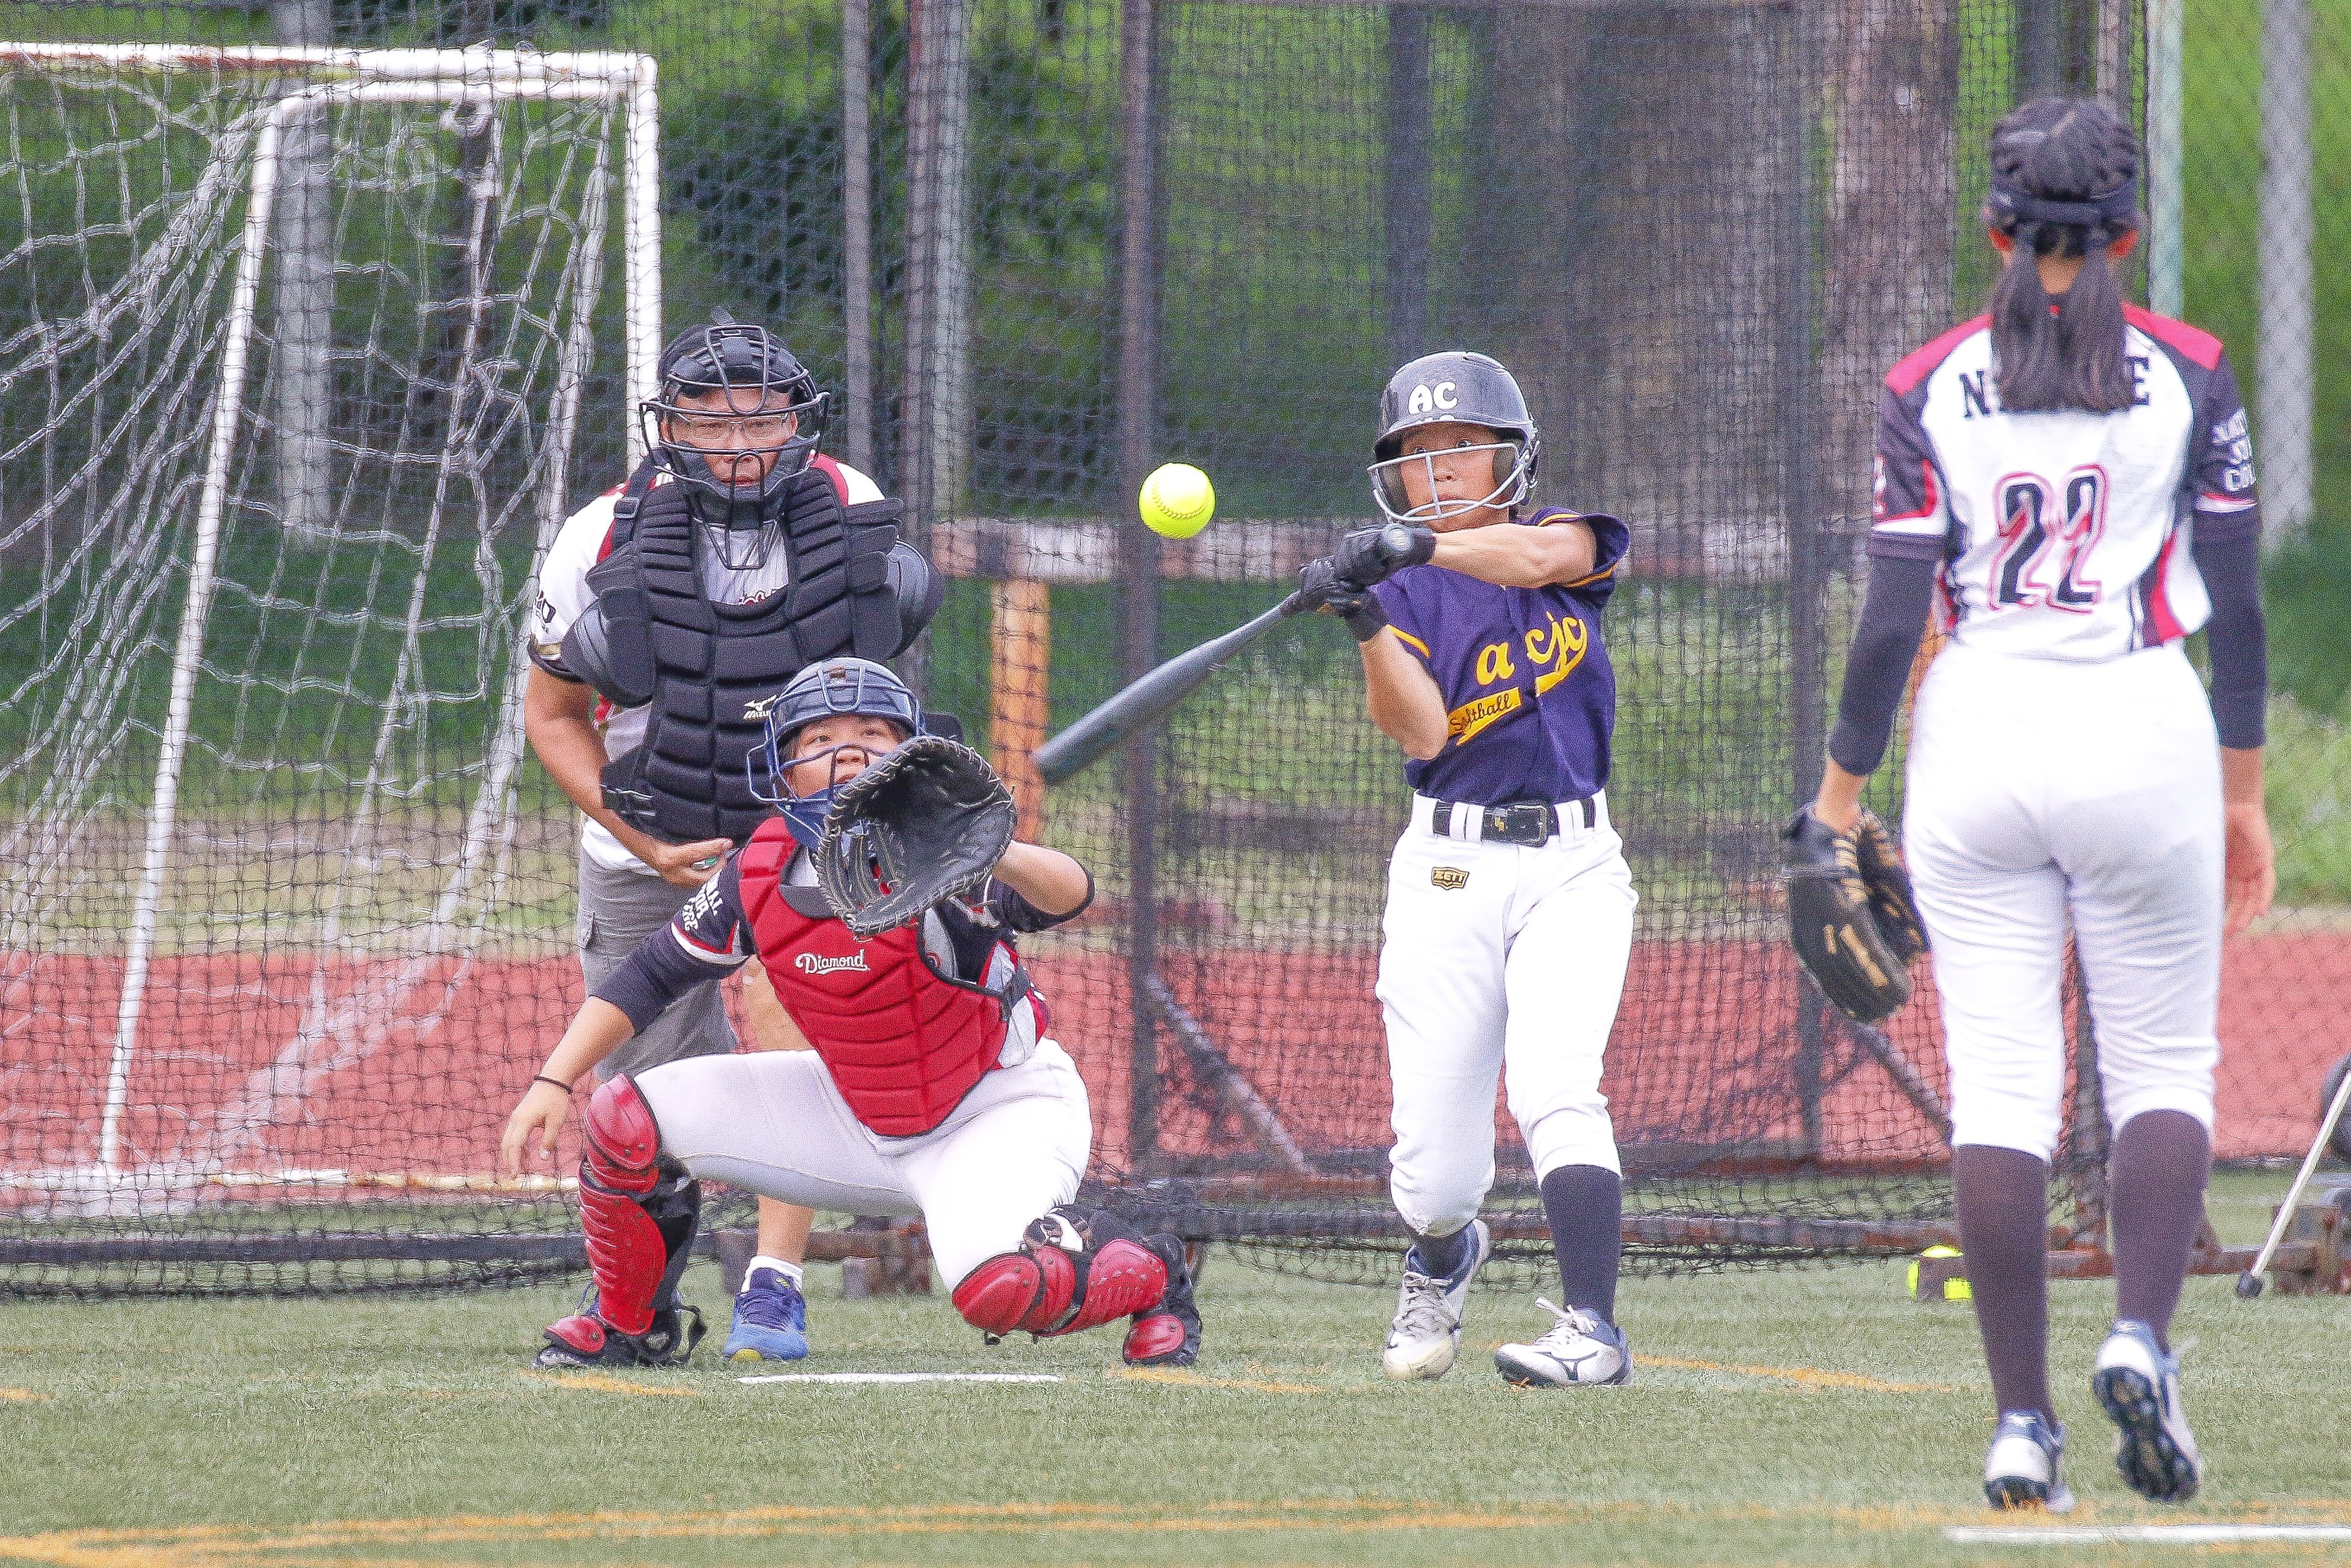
[1369, 507, 1629, 805]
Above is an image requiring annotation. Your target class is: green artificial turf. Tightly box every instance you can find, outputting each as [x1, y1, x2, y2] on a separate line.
[5, 1212, 2350, 1567]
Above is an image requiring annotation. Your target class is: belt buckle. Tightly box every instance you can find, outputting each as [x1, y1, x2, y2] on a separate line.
[1485, 803, 1550, 845]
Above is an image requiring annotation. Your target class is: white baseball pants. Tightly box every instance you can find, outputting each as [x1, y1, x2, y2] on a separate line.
[1377, 794, 1637, 1237]
[1905, 640, 2224, 1161]
[633, 1042, 1092, 1286]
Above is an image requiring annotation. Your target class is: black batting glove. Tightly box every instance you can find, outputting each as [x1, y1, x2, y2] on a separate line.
[1296, 557, 1391, 642]
[1337, 590, 1389, 642]
[1334, 523, 1436, 588]
[1295, 555, 1351, 610]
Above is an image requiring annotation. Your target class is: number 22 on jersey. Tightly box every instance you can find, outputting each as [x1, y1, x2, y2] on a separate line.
[1987, 464, 2107, 612]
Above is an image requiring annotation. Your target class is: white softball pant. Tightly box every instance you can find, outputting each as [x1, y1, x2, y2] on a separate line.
[1377, 794, 1637, 1237]
[1905, 640, 2224, 1161]
[633, 1042, 1092, 1287]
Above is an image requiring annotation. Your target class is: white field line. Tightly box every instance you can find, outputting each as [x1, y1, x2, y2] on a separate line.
[735, 1372, 1064, 1386]
[1949, 1524, 2351, 1546]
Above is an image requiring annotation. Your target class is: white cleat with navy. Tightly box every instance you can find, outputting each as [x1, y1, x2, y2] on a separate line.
[2093, 1319, 2201, 1502]
[1494, 1297, 1632, 1387]
[1983, 1410, 2075, 1513]
[1381, 1219, 1491, 1381]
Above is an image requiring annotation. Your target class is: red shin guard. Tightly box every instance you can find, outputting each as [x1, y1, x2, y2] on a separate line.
[952, 1237, 1168, 1340]
[577, 1076, 665, 1337]
[1049, 1239, 1166, 1335]
[1121, 1309, 1192, 1364]
[953, 1245, 1075, 1336]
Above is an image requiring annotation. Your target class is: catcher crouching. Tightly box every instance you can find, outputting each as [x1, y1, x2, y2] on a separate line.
[500, 658, 1200, 1370]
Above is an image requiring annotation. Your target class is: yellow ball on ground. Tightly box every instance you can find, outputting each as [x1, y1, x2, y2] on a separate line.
[1908, 1244, 1972, 1302]
[1138, 462, 1215, 539]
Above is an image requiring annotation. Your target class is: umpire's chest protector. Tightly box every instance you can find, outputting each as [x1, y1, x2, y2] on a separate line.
[589, 461, 908, 845]
[737, 819, 1019, 1137]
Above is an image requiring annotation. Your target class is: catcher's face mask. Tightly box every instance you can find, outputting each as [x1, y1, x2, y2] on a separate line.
[751, 714, 911, 845]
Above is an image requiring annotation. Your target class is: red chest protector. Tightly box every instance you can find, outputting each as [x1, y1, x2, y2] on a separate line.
[736, 817, 1028, 1137]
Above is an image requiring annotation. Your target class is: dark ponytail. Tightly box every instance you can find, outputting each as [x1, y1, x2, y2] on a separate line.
[1984, 98, 2143, 414]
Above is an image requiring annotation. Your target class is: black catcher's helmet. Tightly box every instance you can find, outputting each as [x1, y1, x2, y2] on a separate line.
[643, 310, 829, 568]
[1369, 351, 1540, 525]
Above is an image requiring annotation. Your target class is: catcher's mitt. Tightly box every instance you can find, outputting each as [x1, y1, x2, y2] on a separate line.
[1781, 804, 1927, 1025]
[815, 735, 1016, 939]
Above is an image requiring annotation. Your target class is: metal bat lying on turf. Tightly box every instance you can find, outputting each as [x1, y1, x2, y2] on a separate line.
[1032, 523, 1424, 785]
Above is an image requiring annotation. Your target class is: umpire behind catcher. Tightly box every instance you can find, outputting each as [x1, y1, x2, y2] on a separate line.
[523, 310, 942, 1363]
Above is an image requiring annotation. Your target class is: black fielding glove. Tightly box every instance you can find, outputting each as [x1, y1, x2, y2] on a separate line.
[1334, 523, 1437, 588]
[815, 735, 1016, 939]
[1781, 804, 1925, 1025]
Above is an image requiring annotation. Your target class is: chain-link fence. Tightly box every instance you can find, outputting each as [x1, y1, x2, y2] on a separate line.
[4, 0, 2346, 1295]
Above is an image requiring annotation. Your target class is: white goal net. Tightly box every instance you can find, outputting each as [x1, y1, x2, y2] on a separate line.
[0, 44, 658, 1290]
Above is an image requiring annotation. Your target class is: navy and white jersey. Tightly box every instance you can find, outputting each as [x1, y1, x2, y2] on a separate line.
[1871, 305, 2259, 660]
[1368, 508, 1629, 806]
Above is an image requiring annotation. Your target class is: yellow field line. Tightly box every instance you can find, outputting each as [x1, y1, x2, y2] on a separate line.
[0, 1496, 2028, 1565]
[1635, 1354, 1964, 1395]
[50, 1497, 2351, 1567]
[1113, 1367, 1326, 1394]
[0, 1389, 52, 1402]
[517, 1371, 699, 1399]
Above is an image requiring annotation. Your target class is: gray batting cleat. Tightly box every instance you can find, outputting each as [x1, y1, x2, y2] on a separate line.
[1381, 1219, 1491, 1380]
[1983, 1411, 2075, 1514]
[1494, 1297, 1633, 1387]
[2093, 1319, 2201, 1502]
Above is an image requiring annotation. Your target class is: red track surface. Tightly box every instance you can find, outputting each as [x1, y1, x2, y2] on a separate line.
[4, 931, 2340, 1184]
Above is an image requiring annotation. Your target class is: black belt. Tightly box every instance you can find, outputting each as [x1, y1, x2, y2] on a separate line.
[1424, 795, 1597, 846]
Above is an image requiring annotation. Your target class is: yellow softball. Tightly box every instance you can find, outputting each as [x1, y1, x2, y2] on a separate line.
[1138, 462, 1215, 539]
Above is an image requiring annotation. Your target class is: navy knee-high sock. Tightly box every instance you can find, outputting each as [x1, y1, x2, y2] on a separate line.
[2109, 1110, 2211, 1350]
[1954, 1145, 2053, 1421]
[1540, 1165, 1622, 1324]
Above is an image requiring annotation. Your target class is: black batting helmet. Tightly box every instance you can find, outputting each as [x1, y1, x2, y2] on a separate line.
[1369, 351, 1540, 525]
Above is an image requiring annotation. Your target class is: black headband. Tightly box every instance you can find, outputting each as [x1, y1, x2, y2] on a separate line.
[1988, 175, 2138, 230]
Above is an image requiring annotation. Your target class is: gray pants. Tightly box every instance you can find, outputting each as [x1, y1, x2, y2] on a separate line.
[578, 854, 741, 1082]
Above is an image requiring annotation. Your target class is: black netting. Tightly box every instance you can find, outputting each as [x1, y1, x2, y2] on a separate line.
[8, 0, 2349, 1300]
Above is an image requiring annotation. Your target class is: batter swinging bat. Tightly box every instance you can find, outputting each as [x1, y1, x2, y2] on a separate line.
[1033, 523, 1420, 785]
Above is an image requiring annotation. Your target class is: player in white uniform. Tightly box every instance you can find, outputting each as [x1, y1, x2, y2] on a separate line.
[525, 312, 938, 1363]
[1295, 352, 1639, 1387]
[1806, 100, 2273, 1509]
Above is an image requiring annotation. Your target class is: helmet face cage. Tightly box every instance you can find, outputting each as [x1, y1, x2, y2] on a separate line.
[747, 659, 922, 822]
[1370, 439, 1537, 526]
[643, 317, 829, 566]
[1368, 350, 1540, 525]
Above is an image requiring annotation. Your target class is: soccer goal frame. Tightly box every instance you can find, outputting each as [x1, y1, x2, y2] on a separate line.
[0, 42, 661, 1185]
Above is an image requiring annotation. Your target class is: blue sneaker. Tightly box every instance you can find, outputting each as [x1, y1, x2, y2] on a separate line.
[1381, 1219, 1491, 1380]
[1984, 1411, 2075, 1513]
[2093, 1319, 2201, 1502]
[724, 1267, 809, 1363]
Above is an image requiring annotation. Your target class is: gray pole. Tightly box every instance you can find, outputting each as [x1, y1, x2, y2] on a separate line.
[1116, 0, 1162, 1169]
[271, 0, 334, 544]
[902, 0, 973, 540]
[2258, 0, 2314, 545]
[1385, 5, 1431, 366]
[2145, 0, 2183, 317]
[842, 0, 875, 476]
[2094, 0, 2127, 107]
